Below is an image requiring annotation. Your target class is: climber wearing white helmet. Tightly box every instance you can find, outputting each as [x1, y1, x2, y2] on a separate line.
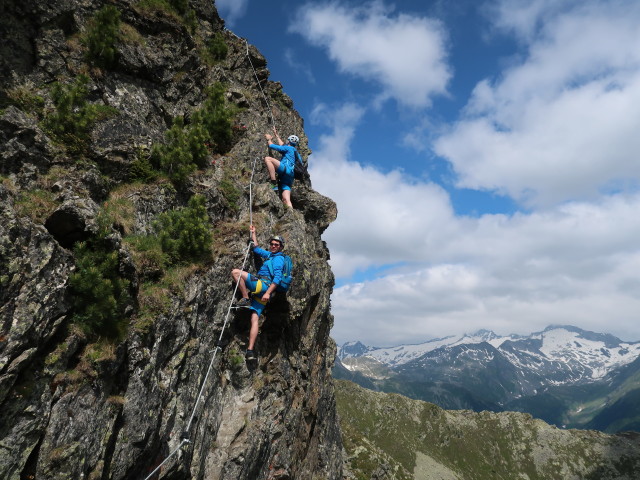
[264, 126, 303, 208]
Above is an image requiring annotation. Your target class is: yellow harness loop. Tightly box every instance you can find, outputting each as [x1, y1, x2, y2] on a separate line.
[251, 280, 268, 305]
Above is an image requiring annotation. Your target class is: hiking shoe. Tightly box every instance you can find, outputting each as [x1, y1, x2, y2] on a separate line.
[245, 349, 256, 361]
[235, 298, 251, 308]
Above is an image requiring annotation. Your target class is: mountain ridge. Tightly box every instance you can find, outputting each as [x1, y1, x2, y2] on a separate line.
[336, 325, 640, 432]
[339, 325, 640, 378]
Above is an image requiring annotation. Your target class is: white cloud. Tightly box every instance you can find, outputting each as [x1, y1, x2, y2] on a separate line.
[434, 0, 640, 207]
[309, 102, 457, 277]
[301, 2, 640, 348]
[216, 0, 249, 26]
[290, 1, 451, 108]
[330, 193, 640, 346]
[486, 0, 583, 41]
[311, 104, 640, 347]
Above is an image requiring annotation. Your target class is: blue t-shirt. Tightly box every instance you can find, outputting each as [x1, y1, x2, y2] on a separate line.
[269, 144, 298, 171]
[254, 247, 285, 285]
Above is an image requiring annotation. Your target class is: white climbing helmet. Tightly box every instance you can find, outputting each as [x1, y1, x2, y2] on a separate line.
[287, 135, 299, 146]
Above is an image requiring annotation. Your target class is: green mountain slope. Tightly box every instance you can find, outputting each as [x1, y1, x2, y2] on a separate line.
[505, 357, 640, 431]
[336, 380, 640, 480]
[586, 389, 640, 433]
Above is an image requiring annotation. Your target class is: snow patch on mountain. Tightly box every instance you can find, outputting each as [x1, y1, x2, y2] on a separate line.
[345, 330, 521, 367]
[535, 327, 640, 378]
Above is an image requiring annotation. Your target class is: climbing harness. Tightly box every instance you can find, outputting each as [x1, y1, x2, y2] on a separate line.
[142, 32, 277, 480]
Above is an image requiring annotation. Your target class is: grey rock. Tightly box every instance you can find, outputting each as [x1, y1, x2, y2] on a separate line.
[44, 197, 100, 248]
[0, 106, 56, 183]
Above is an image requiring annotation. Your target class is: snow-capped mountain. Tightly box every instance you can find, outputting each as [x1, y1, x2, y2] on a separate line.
[339, 325, 640, 382]
[335, 325, 640, 431]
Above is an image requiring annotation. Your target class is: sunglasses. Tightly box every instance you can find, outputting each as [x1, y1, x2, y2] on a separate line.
[269, 242, 281, 247]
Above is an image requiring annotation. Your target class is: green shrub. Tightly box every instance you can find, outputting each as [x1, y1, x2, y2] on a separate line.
[203, 32, 228, 64]
[137, 0, 175, 14]
[219, 178, 241, 212]
[176, 2, 197, 31]
[42, 75, 118, 153]
[154, 194, 212, 264]
[169, 0, 188, 14]
[84, 5, 121, 68]
[150, 83, 234, 183]
[229, 349, 244, 366]
[193, 82, 234, 153]
[151, 117, 208, 184]
[129, 149, 159, 183]
[124, 233, 167, 281]
[137, 0, 196, 31]
[69, 240, 131, 340]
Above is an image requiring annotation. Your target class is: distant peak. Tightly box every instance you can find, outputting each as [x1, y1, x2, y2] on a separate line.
[469, 329, 497, 338]
[338, 341, 371, 359]
[541, 325, 625, 348]
[543, 324, 582, 333]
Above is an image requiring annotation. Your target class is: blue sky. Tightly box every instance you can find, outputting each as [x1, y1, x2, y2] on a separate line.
[217, 0, 640, 346]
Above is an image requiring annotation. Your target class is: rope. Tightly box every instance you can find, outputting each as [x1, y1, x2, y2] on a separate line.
[225, 29, 277, 128]
[142, 150, 257, 479]
[184, 239, 253, 433]
[249, 156, 258, 227]
[143, 441, 187, 480]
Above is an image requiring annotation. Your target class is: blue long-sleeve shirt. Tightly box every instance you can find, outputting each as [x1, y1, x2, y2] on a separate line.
[254, 247, 285, 285]
[269, 144, 299, 170]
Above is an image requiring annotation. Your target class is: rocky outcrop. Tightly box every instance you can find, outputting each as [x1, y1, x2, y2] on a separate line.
[0, 1, 342, 479]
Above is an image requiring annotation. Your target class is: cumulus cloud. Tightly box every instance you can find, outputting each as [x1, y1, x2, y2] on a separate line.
[486, 0, 582, 41]
[310, 103, 640, 347]
[216, 0, 248, 26]
[309, 102, 456, 277]
[290, 1, 451, 108]
[304, 2, 640, 347]
[330, 193, 640, 346]
[434, 0, 640, 207]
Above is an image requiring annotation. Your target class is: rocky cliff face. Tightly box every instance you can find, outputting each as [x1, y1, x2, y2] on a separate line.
[0, 1, 342, 479]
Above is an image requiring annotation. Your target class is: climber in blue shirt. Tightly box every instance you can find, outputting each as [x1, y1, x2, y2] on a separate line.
[231, 225, 286, 360]
[264, 127, 301, 208]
